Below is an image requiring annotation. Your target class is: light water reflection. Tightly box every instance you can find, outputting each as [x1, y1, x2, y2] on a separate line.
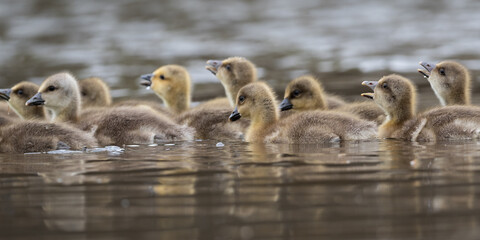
[1, 140, 480, 239]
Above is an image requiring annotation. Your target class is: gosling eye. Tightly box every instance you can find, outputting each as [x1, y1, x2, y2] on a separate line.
[225, 64, 231, 71]
[159, 75, 165, 80]
[17, 89, 23, 95]
[439, 68, 446, 76]
[292, 89, 301, 97]
[47, 86, 56, 91]
[81, 91, 87, 96]
[238, 95, 245, 103]
[382, 83, 388, 89]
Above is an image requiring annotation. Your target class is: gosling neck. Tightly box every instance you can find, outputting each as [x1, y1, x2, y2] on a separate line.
[246, 101, 279, 142]
[23, 106, 46, 120]
[224, 84, 238, 107]
[51, 96, 81, 124]
[383, 100, 415, 126]
[8, 102, 46, 120]
[313, 89, 328, 110]
[159, 91, 190, 114]
[445, 87, 470, 105]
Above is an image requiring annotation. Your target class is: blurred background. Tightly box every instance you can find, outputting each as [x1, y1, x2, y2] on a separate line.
[1, 0, 479, 108]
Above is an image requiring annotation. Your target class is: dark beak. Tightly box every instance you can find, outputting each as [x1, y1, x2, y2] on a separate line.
[206, 60, 222, 75]
[140, 73, 153, 87]
[0, 88, 12, 101]
[229, 107, 241, 121]
[25, 92, 45, 106]
[279, 98, 293, 111]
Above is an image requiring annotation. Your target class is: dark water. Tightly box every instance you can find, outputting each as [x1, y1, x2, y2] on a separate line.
[2, 140, 480, 239]
[2, 0, 480, 239]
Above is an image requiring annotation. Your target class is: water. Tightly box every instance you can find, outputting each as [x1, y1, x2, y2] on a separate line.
[1, 0, 480, 239]
[2, 140, 480, 239]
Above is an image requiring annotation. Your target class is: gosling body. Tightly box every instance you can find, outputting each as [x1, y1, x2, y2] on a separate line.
[362, 74, 480, 141]
[27, 72, 194, 146]
[230, 82, 377, 143]
[280, 75, 384, 124]
[142, 64, 247, 140]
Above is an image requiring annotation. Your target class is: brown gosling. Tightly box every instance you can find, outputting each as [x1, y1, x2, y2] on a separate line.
[205, 56, 257, 107]
[418, 60, 470, 106]
[0, 121, 98, 153]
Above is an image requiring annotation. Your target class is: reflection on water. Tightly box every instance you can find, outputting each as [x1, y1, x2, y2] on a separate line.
[2, 140, 480, 239]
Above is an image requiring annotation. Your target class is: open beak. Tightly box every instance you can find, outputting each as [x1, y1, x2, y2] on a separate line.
[229, 107, 241, 121]
[25, 92, 45, 106]
[206, 60, 222, 75]
[140, 73, 153, 87]
[361, 81, 378, 100]
[361, 93, 374, 99]
[418, 61, 435, 79]
[279, 98, 293, 111]
[0, 88, 11, 101]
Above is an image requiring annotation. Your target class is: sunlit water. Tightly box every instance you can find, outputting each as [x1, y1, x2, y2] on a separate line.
[1, 0, 480, 239]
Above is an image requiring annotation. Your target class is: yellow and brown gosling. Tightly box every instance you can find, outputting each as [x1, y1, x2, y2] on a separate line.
[362, 74, 480, 141]
[78, 77, 112, 108]
[0, 82, 46, 120]
[78, 76, 173, 117]
[140, 64, 247, 140]
[26, 72, 194, 146]
[279, 75, 384, 124]
[230, 82, 377, 143]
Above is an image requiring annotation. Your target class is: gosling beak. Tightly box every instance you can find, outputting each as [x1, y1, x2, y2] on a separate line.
[140, 73, 153, 87]
[229, 107, 241, 121]
[279, 98, 293, 111]
[25, 92, 45, 106]
[361, 81, 377, 100]
[362, 81, 378, 91]
[361, 93, 374, 100]
[0, 88, 12, 101]
[418, 61, 435, 79]
[206, 60, 222, 75]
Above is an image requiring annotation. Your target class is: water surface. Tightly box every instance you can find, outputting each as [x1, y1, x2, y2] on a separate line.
[2, 140, 480, 239]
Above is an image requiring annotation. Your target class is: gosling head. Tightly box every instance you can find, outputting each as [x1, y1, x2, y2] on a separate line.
[418, 60, 470, 106]
[26, 72, 81, 120]
[280, 75, 327, 112]
[0, 82, 45, 120]
[206, 57, 257, 107]
[140, 65, 191, 114]
[229, 82, 278, 123]
[362, 74, 416, 122]
[78, 77, 112, 108]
